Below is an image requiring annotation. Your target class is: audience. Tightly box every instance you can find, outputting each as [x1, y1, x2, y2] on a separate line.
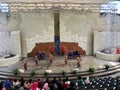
[4, 79, 12, 90]
[38, 78, 44, 90]
[43, 83, 50, 90]
[0, 81, 6, 90]
[0, 76, 120, 90]
[31, 81, 39, 90]
[76, 76, 84, 86]
[84, 76, 90, 84]
[24, 79, 32, 90]
[62, 79, 69, 89]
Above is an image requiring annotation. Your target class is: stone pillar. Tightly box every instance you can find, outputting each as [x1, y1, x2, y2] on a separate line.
[54, 11, 60, 55]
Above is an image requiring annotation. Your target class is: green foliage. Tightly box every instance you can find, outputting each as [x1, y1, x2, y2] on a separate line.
[44, 71, 49, 76]
[118, 57, 120, 62]
[12, 68, 20, 75]
[104, 64, 110, 70]
[72, 70, 77, 75]
[61, 70, 66, 76]
[88, 67, 95, 73]
[30, 70, 36, 77]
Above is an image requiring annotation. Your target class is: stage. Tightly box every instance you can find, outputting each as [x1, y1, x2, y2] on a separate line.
[0, 55, 119, 74]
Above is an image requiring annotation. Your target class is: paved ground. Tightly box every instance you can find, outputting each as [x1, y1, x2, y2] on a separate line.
[0, 55, 119, 74]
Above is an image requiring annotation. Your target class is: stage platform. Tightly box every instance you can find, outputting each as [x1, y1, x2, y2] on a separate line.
[0, 55, 119, 74]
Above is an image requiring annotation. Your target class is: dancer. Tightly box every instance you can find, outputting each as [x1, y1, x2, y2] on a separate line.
[49, 54, 53, 63]
[34, 55, 39, 65]
[76, 57, 81, 67]
[64, 56, 68, 65]
[24, 58, 28, 71]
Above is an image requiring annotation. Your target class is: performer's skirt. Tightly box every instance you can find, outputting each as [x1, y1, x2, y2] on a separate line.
[49, 59, 53, 63]
[77, 63, 80, 67]
[24, 63, 27, 71]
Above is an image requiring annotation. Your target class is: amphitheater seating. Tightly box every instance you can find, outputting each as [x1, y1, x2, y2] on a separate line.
[75, 76, 120, 90]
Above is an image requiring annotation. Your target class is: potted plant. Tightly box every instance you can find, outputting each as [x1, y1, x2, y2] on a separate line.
[118, 57, 120, 62]
[44, 71, 49, 76]
[88, 67, 95, 73]
[61, 70, 66, 76]
[72, 70, 77, 75]
[12, 68, 20, 75]
[30, 70, 36, 77]
[104, 64, 110, 70]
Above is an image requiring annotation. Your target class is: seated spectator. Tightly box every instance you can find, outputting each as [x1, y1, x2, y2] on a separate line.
[19, 77, 25, 85]
[31, 81, 39, 90]
[45, 78, 50, 83]
[48, 80, 54, 90]
[67, 82, 76, 90]
[84, 76, 90, 84]
[76, 76, 84, 86]
[38, 78, 44, 90]
[65, 77, 70, 85]
[18, 82, 24, 90]
[52, 77, 58, 85]
[62, 79, 69, 89]
[43, 83, 50, 90]
[13, 79, 20, 90]
[24, 79, 32, 90]
[0, 81, 6, 90]
[57, 78, 63, 90]
[4, 79, 12, 90]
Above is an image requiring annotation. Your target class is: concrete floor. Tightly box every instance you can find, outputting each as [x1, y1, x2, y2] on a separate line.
[0, 55, 119, 74]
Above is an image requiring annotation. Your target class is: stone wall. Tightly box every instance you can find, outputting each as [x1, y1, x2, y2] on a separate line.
[60, 12, 106, 55]
[2, 11, 120, 57]
[94, 31, 120, 54]
[9, 31, 21, 57]
[7, 12, 54, 57]
[0, 0, 120, 57]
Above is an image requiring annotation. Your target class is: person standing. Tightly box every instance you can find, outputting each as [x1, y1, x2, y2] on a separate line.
[24, 59, 28, 71]
[76, 57, 81, 67]
[64, 56, 68, 65]
[49, 54, 53, 63]
[34, 55, 39, 65]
